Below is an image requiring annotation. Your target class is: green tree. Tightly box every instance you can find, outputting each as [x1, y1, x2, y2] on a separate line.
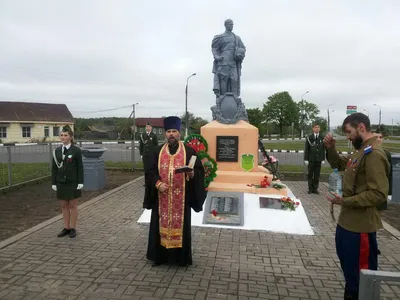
[262, 91, 298, 137]
[297, 100, 320, 137]
[312, 117, 328, 134]
[180, 112, 208, 134]
[246, 108, 265, 136]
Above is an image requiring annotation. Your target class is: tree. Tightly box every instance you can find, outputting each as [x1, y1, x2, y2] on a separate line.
[246, 108, 265, 136]
[262, 91, 298, 137]
[297, 100, 320, 137]
[180, 112, 208, 134]
[312, 117, 328, 134]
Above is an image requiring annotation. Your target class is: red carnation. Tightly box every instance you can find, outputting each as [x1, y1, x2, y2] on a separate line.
[212, 209, 218, 217]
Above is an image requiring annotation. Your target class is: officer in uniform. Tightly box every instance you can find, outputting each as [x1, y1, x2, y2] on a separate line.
[52, 125, 84, 238]
[324, 113, 389, 300]
[304, 123, 326, 194]
[139, 122, 158, 185]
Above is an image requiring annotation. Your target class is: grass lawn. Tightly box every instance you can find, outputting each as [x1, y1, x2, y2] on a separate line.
[263, 140, 400, 153]
[0, 163, 50, 189]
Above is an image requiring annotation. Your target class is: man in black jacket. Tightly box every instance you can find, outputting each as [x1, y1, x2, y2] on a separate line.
[304, 124, 327, 194]
[140, 122, 159, 185]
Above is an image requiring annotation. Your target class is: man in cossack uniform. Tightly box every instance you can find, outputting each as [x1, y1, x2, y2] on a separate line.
[324, 113, 390, 300]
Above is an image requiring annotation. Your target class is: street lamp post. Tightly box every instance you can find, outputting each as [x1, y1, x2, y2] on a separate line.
[327, 103, 334, 132]
[374, 104, 382, 131]
[300, 91, 309, 138]
[131, 103, 139, 170]
[185, 73, 196, 138]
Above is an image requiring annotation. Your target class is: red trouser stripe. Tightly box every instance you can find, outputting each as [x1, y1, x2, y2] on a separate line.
[359, 233, 370, 270]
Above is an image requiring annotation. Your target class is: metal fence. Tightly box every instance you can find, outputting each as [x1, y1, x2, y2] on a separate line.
[0, 142, 143, 190]
[0, 141, 328, 190]
[359, 269, 400, 300]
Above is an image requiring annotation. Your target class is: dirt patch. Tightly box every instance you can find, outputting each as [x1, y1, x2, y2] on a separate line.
[0, 170, 143, 241]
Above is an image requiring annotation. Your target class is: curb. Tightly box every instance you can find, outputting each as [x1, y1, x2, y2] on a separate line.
[382, 221, 400, 240]
[0, 176, 144, 250]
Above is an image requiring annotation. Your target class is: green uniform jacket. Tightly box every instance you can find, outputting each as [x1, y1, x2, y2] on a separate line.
[51, 145, 84, 185]
[139, 132, 159, 157]
[326, 137, 389, 233]
[304, 134, 326, 161]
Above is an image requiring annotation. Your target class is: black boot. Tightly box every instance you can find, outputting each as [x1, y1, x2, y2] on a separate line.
[57, 228, 70, 237]
[69, 228, 77, 238]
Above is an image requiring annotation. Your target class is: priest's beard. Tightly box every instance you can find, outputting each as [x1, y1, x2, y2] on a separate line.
[352, 134, 363, 150]
[167, 136, 178, 146]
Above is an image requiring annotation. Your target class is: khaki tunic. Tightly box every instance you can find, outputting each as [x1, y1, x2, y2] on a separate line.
[326, 136, 389, 233]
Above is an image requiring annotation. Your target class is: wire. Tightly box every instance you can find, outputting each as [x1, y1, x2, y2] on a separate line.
[73, 105, 132, 114]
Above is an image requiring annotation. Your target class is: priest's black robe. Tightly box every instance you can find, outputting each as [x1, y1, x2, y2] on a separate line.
[143, 142, 206, 266]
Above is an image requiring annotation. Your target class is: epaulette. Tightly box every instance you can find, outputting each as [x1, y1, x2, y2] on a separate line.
[364, 145, 372, 154]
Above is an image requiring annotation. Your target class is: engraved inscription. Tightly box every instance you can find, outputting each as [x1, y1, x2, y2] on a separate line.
[216, 136, 238, 162]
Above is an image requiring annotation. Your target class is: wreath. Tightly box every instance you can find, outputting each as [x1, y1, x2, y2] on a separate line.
[184, 134, 208, 153]
[184, 134, 217, 189]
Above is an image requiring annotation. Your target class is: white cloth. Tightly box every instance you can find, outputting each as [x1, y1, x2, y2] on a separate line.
[304, 160, 309, 165]
[52, 185, 57, 191]
[77, 184, 84, 190]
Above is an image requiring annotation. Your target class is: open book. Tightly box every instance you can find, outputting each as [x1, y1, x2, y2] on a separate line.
[175, 155, 197, 173]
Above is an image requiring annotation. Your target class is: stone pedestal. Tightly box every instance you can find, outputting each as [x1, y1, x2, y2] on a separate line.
[201, 120, 287, 195]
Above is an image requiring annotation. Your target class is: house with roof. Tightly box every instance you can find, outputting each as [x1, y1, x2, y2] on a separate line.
[134, 117, 165, 140]
[0, 101, 74, 143]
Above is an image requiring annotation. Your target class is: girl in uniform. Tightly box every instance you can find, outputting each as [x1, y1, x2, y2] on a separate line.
[51, 125, 84, 238]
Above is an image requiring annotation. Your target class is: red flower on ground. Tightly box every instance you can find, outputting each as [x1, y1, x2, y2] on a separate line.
[212, 209, 218, 217]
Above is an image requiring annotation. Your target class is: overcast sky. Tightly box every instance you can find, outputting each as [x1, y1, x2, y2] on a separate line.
[1, 0, 399, 126]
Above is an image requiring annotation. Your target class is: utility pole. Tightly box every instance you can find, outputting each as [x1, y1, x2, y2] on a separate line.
[392, 118, 394, 136]
[185, 73, 196, 138]
[300, 91, 309, 138]
[131, 103, 138, 170]
[327, 103, 334, 132]
[374, 103, 382, 131]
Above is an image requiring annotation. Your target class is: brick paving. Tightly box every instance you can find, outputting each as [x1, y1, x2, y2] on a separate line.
[0, 177, 399, 300]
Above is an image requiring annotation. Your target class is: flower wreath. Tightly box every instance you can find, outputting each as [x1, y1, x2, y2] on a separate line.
[184, 134, 217, 189]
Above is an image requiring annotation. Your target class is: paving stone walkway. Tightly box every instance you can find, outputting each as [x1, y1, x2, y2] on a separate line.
[0, 177, 399, 300]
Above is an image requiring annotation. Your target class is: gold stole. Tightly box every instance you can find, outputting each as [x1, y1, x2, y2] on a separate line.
[158, 141, 186, 248]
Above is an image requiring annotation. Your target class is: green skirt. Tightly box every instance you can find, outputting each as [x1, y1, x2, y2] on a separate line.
[57, 182, 81, 201]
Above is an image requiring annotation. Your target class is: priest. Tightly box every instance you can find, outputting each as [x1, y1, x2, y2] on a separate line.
[143, 116, 206, 267]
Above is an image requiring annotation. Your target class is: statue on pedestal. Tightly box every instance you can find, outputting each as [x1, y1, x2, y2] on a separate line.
[211, 19, 248, 124]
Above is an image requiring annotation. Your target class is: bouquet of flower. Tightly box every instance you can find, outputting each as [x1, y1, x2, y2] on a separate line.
[262, 155, 277, 165]
[247, 176, 270, 188]
[280, 197, 300, 211]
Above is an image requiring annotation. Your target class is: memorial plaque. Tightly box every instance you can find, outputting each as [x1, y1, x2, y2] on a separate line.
[210, 196, 239, 215]
[216, 136, 238, 162]
[203, 192, 244, 226]
[259, 197, 283, 210]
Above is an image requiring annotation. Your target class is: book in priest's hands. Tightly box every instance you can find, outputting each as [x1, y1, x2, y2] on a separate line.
[175, 155, 197, 173]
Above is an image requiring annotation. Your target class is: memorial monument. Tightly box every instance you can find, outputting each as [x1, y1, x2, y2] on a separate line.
[201, 19, 288, 196]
